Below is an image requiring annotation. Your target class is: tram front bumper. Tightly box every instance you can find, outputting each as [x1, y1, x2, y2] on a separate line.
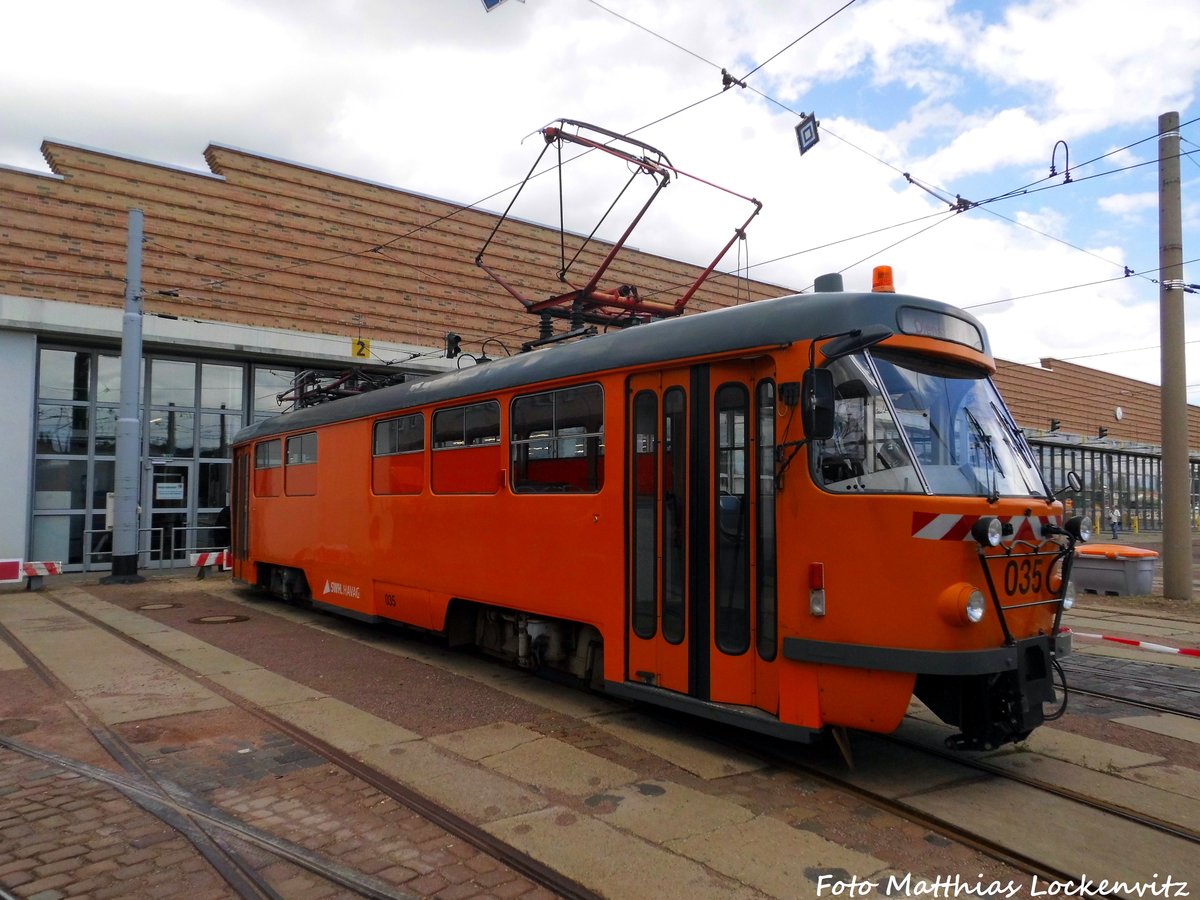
[783, 633, 1069, 749]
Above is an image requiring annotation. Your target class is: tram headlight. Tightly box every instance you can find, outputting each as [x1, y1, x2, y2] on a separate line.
[971, 516, 1003, 548]
[1066, 516, 1092, 542]
[965, 591, 986, 623]
[939, 583, 988, 626]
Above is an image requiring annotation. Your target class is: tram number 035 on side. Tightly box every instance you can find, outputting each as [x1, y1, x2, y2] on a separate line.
[1003, 557, 1050, 596]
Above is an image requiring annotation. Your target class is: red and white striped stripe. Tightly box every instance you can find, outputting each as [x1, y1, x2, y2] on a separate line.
[1070, 630, 1200, 658]
[188, 550, 231, 570]
[23, 562, 62, 576]
[1, 559, 63, 583]
[911, 512, 1059, 543]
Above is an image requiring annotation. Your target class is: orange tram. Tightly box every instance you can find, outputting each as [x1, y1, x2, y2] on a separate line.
[230, 271, 1086, 751]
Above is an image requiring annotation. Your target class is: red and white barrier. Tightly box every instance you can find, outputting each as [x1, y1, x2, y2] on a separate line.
[1070, 630, 1200, 658]
[1, 559, 63, 589]
[188, 550, 231, 577]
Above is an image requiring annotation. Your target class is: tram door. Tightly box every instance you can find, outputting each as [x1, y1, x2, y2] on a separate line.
[627, 371, 692, 694]
[627, 362, 776, 710]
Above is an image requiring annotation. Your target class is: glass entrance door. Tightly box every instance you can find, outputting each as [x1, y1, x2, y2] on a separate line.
[147, 461, 192, 565]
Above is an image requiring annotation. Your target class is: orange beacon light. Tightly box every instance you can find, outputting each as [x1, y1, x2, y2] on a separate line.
[872, 265, 895, 293]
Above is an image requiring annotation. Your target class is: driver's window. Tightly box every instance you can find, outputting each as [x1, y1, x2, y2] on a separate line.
[813, 356, 920, 494]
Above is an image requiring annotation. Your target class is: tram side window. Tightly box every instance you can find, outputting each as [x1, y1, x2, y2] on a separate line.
[714, 384, 750, 655]
[253, 439, 282, 497]
[756, 380, 777, 661]
[432, 401, 501, 494]
[373, 413, 425, 495]
[511, 384, 604, 493]
[285, 432, 318, 497]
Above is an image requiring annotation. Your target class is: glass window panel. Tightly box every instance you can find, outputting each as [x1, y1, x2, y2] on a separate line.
[757, 381, 778, 661]
[39, 349, 91, 401]
[92, 460, 114, 511]
[714, 383, 749, 655]
[148, 408, 195, 458]
[93, 407, 118, 456]
[254, 367, 297, 416]
[32, 514, 85, 565]
[202, 363, 244, 411]
[34, 458, 88, 509]
[255, 440, 282, 469]
[374, 414, 424, 456]
[199, 462, 232, 509]
[37, 404, 88, 455]
[150, 359, 196, 407]
[199, 413, 240, 459]
[433, 407, 466, 448]
[286, 432, 317, 464]
[96, 355, 122, 403]
[662, 388, 687, 644]
[631, 391, 657, 640]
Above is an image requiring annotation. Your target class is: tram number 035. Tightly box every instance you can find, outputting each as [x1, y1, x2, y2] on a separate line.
[1004, 558, 1045, 595]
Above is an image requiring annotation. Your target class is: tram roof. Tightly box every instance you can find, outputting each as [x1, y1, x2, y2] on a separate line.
[233, 289, 988, 444]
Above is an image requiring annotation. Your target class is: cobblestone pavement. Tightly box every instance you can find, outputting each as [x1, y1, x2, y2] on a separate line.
[2, 573, 1199, 899]
[0, 582, 560, 900]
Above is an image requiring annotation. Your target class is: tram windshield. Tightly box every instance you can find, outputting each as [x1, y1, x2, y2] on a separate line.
[812, 349, 1048, 498]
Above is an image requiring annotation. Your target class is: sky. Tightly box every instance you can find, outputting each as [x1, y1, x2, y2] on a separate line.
[3, 0, 1199, 403]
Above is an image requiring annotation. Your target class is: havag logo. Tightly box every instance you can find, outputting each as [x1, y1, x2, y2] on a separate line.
[323, 580, 361, 599]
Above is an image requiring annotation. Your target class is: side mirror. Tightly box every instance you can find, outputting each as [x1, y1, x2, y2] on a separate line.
[802, 368, 836, 441]
[1055, 470, 1082, 496]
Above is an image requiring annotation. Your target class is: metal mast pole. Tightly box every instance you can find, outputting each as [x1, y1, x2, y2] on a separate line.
[103, 209, 146, 584]
[1158, 111, 1191, 600]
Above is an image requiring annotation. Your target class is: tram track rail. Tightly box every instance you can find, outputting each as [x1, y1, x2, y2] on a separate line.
[0, 617, 405, 900]
[706, 706, 1199, 895]
[19, 592, 602, 900]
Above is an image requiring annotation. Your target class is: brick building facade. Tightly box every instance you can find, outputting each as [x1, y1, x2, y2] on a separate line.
[1, 140, 1195, 569]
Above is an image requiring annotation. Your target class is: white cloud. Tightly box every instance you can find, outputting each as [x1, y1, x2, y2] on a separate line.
[0, 0, 1196, 394]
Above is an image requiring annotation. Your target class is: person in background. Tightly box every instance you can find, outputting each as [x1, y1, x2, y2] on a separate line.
[1109, 506, 1121, 541]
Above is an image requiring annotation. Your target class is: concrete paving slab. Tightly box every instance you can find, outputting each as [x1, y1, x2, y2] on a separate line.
[0, 594, 228, 725]
[587, 709, 766, 780]
[428, 721, 542, 760]
[359, 740, 547, 823]
[905, 779, 1200, 883]
[271, 696, 421, 751]
[829, 733, 982, 799]
[1097, 614, 1200, 635]
[1125, 764, 1200, 801]
[55, 587, 173, 636]
[483, 736, 637, 796]
[129, 628, 261, 675]
[207, 667, 325, 708]
[0, 640, 24, 671]
[1112, 713, 1200, 744]
[1075, 642, 1200, 670]
[592, 778, 755, 844]
[665, 814, 891, 899]
[483, 673, 626, 719]
[988, 726, 1166, 771]
[486, 806, 760, 899]
[983, 748, 1200, 832]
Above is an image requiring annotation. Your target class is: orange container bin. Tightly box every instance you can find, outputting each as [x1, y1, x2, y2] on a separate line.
[1074, 544, 1159, 596]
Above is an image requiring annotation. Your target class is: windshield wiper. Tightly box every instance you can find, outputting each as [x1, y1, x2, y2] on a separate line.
[963, 406, 1002, 502]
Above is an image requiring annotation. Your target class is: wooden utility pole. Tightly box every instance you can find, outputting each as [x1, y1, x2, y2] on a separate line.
[1158, 111, 1191, 600]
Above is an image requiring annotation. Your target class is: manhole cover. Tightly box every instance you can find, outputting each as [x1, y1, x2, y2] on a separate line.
[138, 603, 179, 611]
[188, 615, 249, 625]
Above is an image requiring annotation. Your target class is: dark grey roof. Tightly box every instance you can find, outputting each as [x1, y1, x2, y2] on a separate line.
[233, 290, 988, 444]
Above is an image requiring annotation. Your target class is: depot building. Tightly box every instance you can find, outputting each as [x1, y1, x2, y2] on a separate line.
[2, 141, 1198, 571]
